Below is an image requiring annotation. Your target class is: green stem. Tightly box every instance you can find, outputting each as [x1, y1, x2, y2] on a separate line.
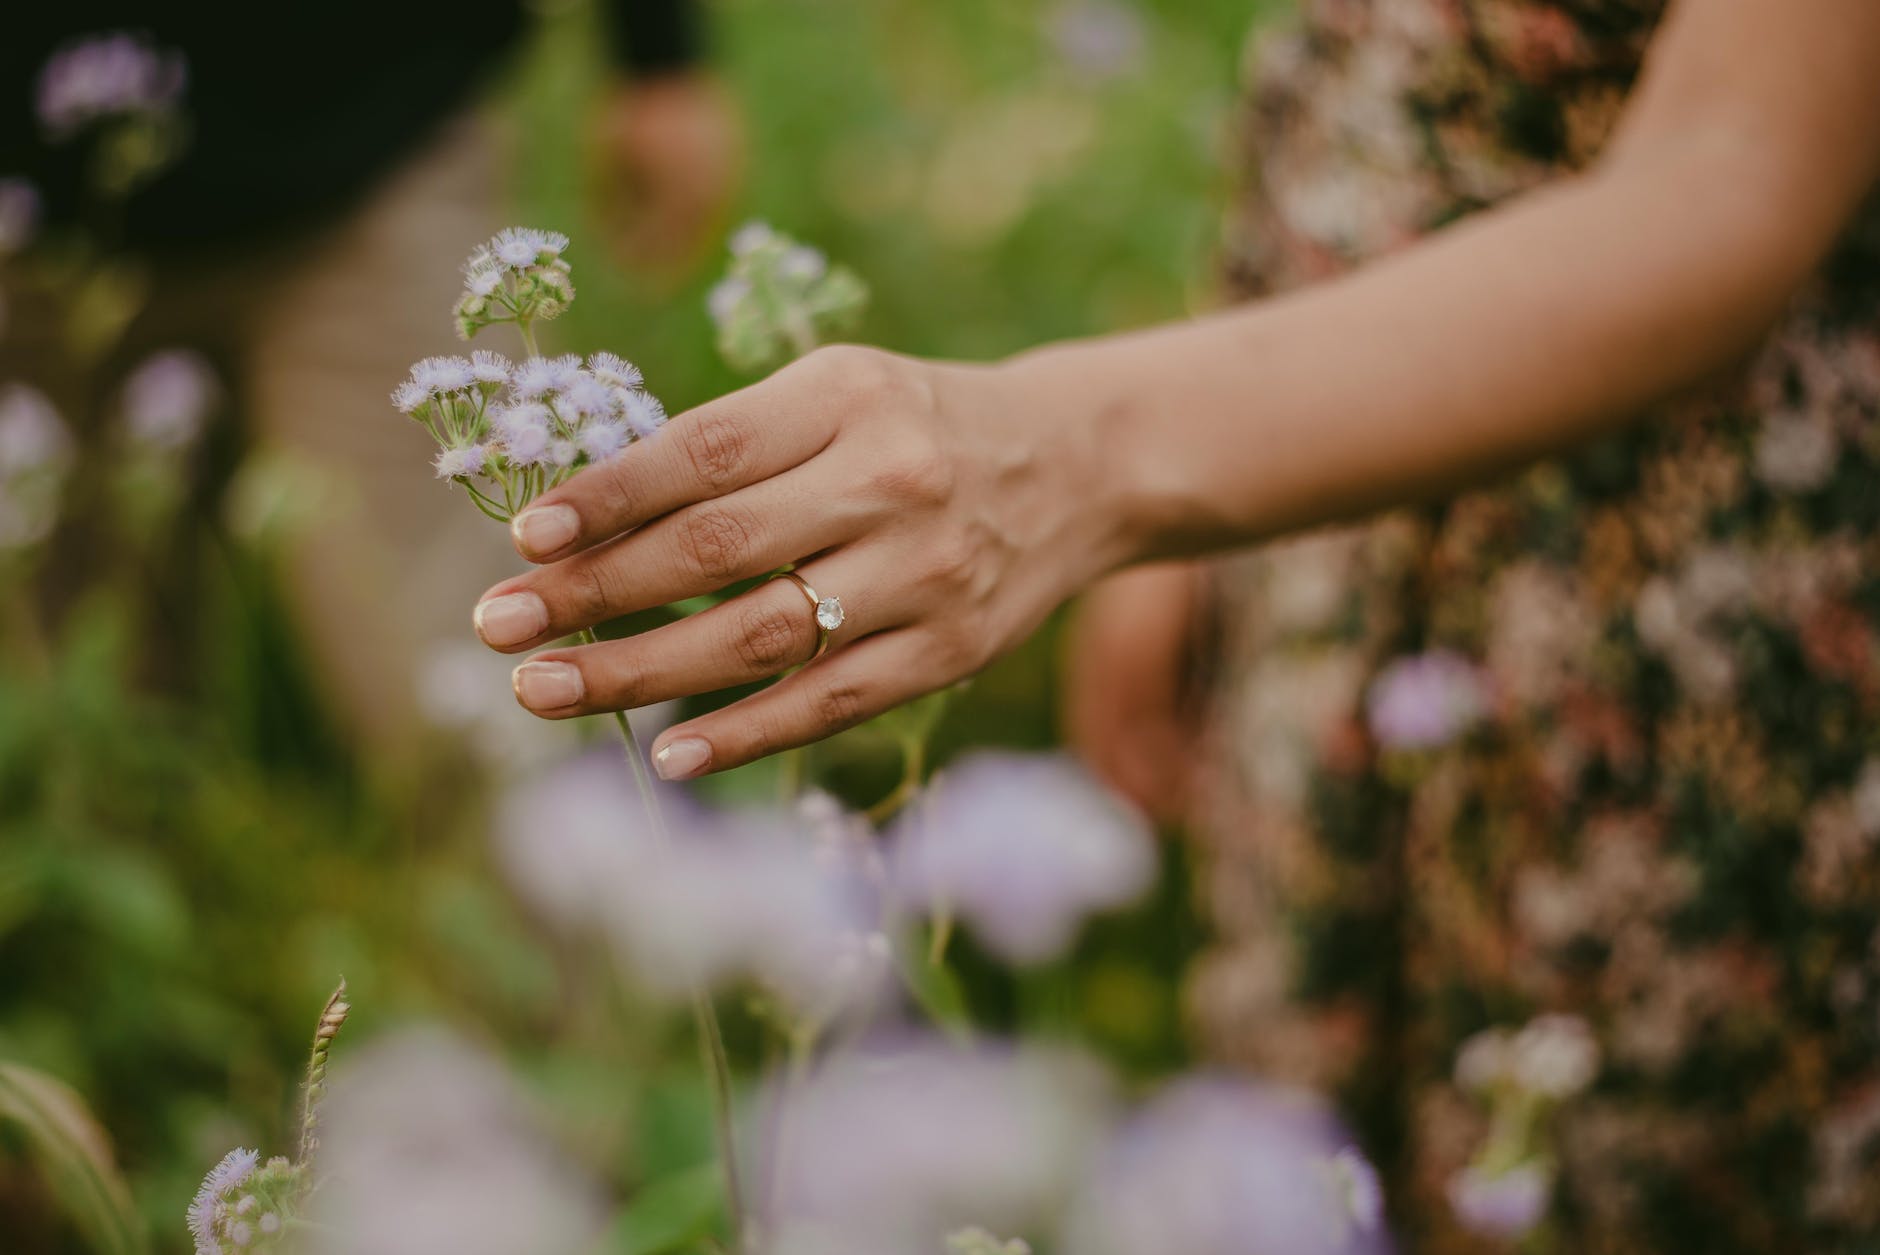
[583, 628, 747, 1249]
[518, 319, 541, 359]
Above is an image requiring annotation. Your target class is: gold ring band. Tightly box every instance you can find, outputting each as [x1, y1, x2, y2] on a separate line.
[772, 570, 844, 660]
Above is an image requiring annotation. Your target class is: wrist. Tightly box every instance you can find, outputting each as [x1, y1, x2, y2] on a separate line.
[992, 338, 1178, 574]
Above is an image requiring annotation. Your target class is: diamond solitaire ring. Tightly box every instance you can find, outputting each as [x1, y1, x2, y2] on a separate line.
[773, 570, 845, 661]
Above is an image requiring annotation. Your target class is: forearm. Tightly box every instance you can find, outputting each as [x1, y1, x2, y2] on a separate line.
[1012, 145, 1851, 565]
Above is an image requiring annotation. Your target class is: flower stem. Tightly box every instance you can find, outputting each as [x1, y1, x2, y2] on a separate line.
[518, 319, 541, 359]
[582, 628, 747, 1249]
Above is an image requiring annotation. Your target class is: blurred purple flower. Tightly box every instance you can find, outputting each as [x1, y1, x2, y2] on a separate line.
[761, 1037, 1109, 1255]
[1047, 0, 1146, 82]
[495, 755, 887, 1018]
[37, 32, 186, 139]
[1445, 1163, 1551, 1241]
[311, 1031, 604, 1255]
[121, 348, 218, 450]
[1365, 649, 1489, 750]
[888, 752, 1155, 964]
[0, 178, 40, 256]
[1062, 1077, 1392, 1255]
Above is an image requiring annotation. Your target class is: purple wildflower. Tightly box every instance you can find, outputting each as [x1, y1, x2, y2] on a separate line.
[1063, 1078, 1392, 1255]
[37, 32, 186, 138]
[888, 752, 1155, 963]
[1365, 649, 1489, 750]
[121, 348, 218, 450]
[1446, 1163, 1551, 1241]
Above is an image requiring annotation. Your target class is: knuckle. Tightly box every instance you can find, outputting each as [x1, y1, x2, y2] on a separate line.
[597, 648, 651, 708]
[566, 557, 619, 624]
[734, 603, 805, 672]
[868, 430, 954, 507]
[812, 344, 928, 416]
[812, 679, 870, 731]
[925, 536, 975, 589]
[676, 504, 753, 584]
[678, 409, 755, 490]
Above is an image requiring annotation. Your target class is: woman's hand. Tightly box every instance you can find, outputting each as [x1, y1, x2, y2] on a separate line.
[471, 345, 1126, 779]
[1063, 563, 1208, 824]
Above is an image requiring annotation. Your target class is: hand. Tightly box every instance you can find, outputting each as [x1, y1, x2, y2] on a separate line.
[471, 345, 1126, 779]
[591, 72, 744, 281]
[1062, 563, 1208, 823]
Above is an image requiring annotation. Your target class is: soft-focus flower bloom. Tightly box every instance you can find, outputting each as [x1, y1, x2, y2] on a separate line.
[763, 1038, 1108, 1255]
[37, 32, 186, 138]
[495, 755, 884, 1017]
[121, 348, 218, 450]
[1753, 410, 1839, 494]
[708, 276, 752, 324]
[1453, 1027, 1513, 1094]
[1047, 0, 1146, 82]
[0, 384, 73, 551]
[1365, 649, 1489, 750]
[1445, 1162, 1552, 1241]
[1324, 1146, 1385, 1238]
[729, 220, 777, 256]
[1063, 1078, 1391, 1255]
[709, 222, 869, 373]
[311, 1031, 603, 1255]
[0, 178, 40, 256]
[1508, 1014, 1599, 1099]
[889, 752, 1155, 964]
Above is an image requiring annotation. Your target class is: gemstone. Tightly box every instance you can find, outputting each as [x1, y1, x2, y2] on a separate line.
[816, 596, 845, 632]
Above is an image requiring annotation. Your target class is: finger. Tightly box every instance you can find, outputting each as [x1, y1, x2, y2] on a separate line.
[508, 551, 890, 718]
[647, 629, 943, 780]
[506, 368, 839, 563]
[475, 469, 864, 652]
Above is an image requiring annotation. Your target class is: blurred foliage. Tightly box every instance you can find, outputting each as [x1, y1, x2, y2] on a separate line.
[2, 1, 1279, 1249]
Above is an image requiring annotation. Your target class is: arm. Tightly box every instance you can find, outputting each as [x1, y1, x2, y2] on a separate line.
[473, 0, 1880, 779]
[1018, 0, 1880, 559]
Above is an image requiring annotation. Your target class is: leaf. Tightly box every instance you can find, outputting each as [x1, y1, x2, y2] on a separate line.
[0, 1061, 148, 1255]
[605, 1161, 724, 1255]
[896, 934, 975, 1046]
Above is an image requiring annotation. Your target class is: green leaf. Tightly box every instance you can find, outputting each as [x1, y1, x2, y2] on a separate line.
[0, 1061, 148, 1255]
[896, 932, 974, 1046]
[605, 1162, 724, 1255]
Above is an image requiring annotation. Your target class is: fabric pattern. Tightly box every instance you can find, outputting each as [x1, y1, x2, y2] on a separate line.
[1194, 1, 1880, 1249]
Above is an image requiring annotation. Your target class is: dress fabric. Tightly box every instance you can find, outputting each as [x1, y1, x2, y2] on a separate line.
[1195, 1, 1880, 1250]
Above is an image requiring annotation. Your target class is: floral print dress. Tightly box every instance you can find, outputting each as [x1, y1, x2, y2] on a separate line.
[1193, 1, 1880, 1250]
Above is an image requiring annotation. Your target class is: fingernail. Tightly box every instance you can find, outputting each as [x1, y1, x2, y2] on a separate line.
[512, 660, 584, 710]
[653, 737, 712, 781]
[511, 505, 579, 559]
[474, 592, 548, 646]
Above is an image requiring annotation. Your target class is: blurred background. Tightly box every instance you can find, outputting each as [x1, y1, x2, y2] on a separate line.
[0, 1, 1276, 1249]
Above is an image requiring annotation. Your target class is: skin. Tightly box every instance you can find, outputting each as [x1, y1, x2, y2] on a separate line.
[473, 0, 1880, 783]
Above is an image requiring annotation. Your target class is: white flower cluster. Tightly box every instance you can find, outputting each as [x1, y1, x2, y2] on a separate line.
[452, 227, 575, 341]
[1452, 1013, 1600, 1101]
[708, 221, 869, 373]
[397, 229, 664, 521]
[392, 347, 665, 521]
